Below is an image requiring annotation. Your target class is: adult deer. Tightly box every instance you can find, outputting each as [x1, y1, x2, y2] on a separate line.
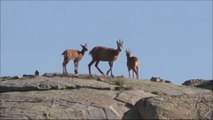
[88, 40, 124, 77]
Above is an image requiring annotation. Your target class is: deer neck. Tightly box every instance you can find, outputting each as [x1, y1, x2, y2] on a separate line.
[127, 55, 131, 60]
[80, 49, 86, 56]
[114, 49, 121, 56]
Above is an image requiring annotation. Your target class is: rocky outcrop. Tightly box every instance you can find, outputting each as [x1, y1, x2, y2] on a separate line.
[1, 89, 117, 119]
[182, 79, 208, 86]
[136, 92, 213, 119]
[0, 75, 115, 93]
[150, 77, 172, 83]
[0, 74, 147, 119]
[182, 79, 213, 91]
[196, 80, 213, 91]
[0, 74, 212, 119]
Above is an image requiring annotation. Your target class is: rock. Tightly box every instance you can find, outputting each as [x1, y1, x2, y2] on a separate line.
[115, 90, 156, 106]
[42, 73, 63, 77]
[0, 89, 121, 119]
[35, 70, 39, 76]
[115, 90, 157, 119]
[165, 80, 172, 83]
[136, 92, 213, 119]
[0, 76, 116, 93]
[182, 79, 208, 86]
[0, 74, 212, 119]
[151, 77, 162, 82]
[97, 77, 105, 81]
[203, 110, 213, 120]
[0, 76, 19, 81]
[22, 74, 35, 79]
[195, 80, 213, 91]
[182, 79, 213, 91]
[150, 77, 172, 83]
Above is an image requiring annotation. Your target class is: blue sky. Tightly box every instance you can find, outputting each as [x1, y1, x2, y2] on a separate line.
[1, 1, 212, 84]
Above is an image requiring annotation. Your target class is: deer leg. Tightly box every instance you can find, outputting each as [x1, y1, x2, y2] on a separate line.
[62, 60, 68, 75]
[128, 67, 131, 79]
[132, 70, 134, 79]
[128, 69, 131, 79]
[95, 61, 105, 75]
[133, 68, 138, 79]
[136, 66, 139, 79]
[74, 61, 78, 74]
[88, 59, 95, 76]
[76, 62, 79, 74]
[107, 61, 114, 77]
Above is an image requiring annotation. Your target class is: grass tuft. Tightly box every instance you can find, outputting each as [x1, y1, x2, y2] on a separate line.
[112, 79, 133, 91]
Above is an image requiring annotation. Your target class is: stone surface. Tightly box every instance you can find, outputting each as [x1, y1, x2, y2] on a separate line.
[115, 90, 156, 106]
[0, 74, 212, 119]
[151, 77, 162, 82]
[182, 79, 209, 86]
[0, 89, 119, 119]
[182, 79, 213, 91]
[196, 80, 213, 91]
[136, 92, 213, 119]
[150, 77, 172, 83]
[124, 80, 211, 96]
[0, 76, 116, 93]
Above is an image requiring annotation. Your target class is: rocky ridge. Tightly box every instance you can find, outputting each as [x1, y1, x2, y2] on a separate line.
[0, 73, 212, 119]
[182, 79, 213, 91]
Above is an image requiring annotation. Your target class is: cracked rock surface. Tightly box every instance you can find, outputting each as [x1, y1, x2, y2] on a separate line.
[136, 93, 213, 119]
[0, 74, 212, 119]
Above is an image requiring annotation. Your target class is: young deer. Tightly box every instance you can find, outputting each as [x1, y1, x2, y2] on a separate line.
[126, 49, 139, 79]
[88, 40, 124, 77]
[62, 43, 88, 75]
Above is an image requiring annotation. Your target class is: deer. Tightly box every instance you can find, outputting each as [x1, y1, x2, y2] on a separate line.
[88, 40, 124, 77]
[125, 49, 139, 79]
[62, 43, 88, 75]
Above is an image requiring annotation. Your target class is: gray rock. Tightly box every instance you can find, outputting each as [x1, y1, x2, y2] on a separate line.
[0, 76, 19, 81]
[182, 79, 208, 86]
[0, 76, 116, 93]
[150, 77, 172, 83]
[1, 74, 212, 119]
[151, 77, 162, 82]
[23, 74, 35, 78]
[115, 90, 156, 106]
[97, 77, 105, 81]
[0, 88, 123, 119]
[165, 80, 172, 83]
[136, 92, 213, 119]
[42, 73, 63, 77]
[34, 70, 39, 76]
[196, 80, 213, 91]
[183, 79, 213, 91]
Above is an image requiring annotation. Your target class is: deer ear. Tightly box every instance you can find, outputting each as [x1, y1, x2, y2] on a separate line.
[80, 44, 83, 47]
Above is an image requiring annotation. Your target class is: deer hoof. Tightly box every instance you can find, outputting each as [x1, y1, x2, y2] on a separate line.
[111, 74, 114, 77]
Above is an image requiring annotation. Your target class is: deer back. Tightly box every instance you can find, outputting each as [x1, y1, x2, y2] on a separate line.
[63, 49, 82, 61]
[90, 46, 119, 61]
[127, 56, 139, 68]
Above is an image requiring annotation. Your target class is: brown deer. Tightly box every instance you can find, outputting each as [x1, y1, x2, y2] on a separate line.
[125, 49, 139, 79]
[88, 40, 124, 77]
[62, 43, 88, 75]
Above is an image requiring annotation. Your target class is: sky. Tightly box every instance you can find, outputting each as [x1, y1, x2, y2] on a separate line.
[1, 0, 212, 85]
